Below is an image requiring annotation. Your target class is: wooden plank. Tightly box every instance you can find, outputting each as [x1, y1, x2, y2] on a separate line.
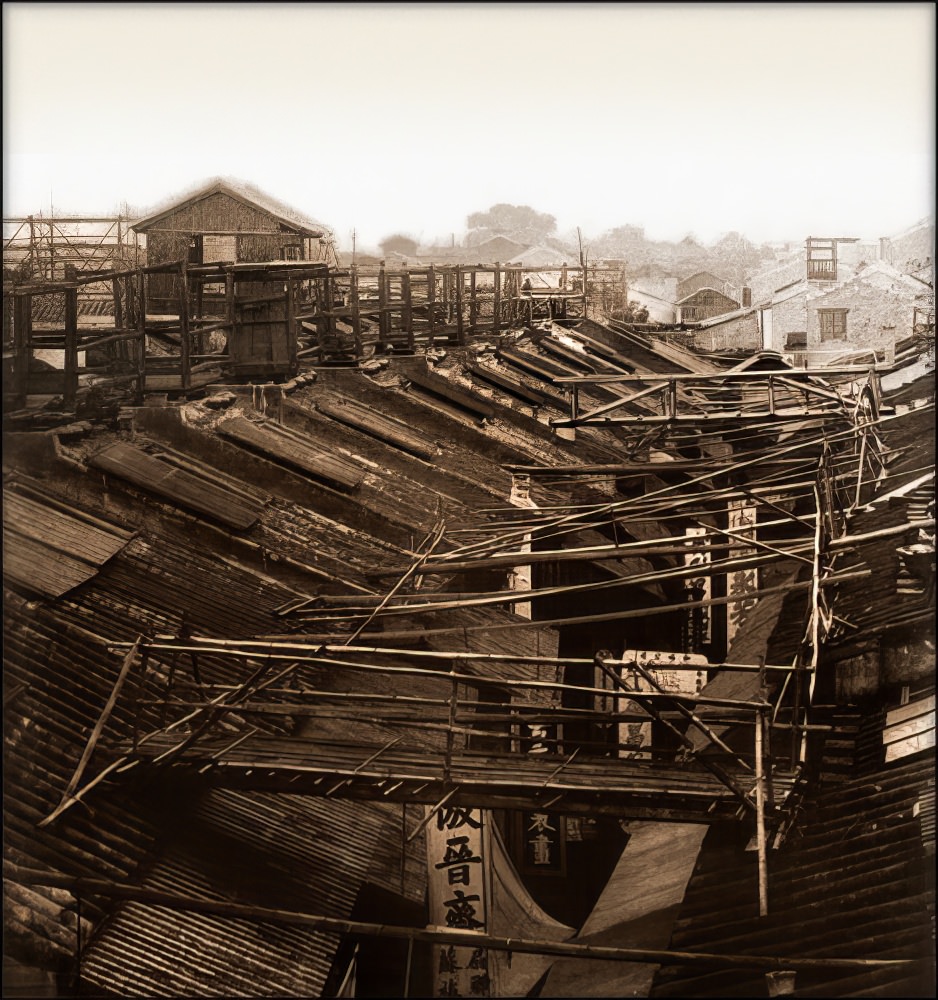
[405, 369, 497, 421]
[3, 491, 132, 566]
[496, 346, 572, 382]
[884, 728, 935, 762]
[466, 362, 566, 409]
[218, 415, 363, 491]
[885, 694, 936, 727]
[2, 528, 101, 597]
[89, 442, 261, 529]
[311, 396, 438, 460]
[883, 711, 936, 746]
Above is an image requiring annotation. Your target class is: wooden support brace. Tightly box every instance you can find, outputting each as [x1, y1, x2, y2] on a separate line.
[405, 786, 460, 843]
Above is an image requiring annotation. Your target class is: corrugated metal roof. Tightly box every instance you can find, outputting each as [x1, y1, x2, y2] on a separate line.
[89, 443, 264, 530]
[3, 486, 134, 598]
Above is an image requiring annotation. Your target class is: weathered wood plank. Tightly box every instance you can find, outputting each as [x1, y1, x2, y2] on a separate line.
[89, 442, 261, 529]
[218, 415, 363, 491]
[311, 396, 438, 460]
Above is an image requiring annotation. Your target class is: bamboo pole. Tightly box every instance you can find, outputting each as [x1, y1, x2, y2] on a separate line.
[594, 658, 755, 811]
[755, 706, 769, 916]
[12, 867, 915, 971]
[115, 638, 795, 674]
[113, 646, 778, 710]
[50, 639, 141, 813]
[345, 520, 445, 645]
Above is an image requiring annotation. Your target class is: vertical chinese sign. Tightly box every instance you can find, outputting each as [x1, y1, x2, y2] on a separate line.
[426, 805, 494, 998]
[683, 527, 711, 653]
[726, 499, 759, 647]
[517, 721, 565, 876]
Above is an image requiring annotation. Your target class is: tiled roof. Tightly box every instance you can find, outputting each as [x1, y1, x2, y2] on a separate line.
[130, 178, 331, 238]
[79, 792, 424, 998]
[651, 718, 935, 998]
[3, 481, 135, 598]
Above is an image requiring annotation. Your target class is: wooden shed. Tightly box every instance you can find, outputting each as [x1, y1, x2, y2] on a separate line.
[131, 178, 335, 314]
[677, 287, 740, 324]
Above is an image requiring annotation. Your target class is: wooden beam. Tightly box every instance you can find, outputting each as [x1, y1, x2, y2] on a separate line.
[63, 286, 78, 410]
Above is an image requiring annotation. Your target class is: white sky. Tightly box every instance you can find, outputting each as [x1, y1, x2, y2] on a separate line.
[3, 2, 935, 253]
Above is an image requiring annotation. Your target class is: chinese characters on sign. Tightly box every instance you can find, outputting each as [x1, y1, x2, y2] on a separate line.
[518, 723, 565, 875]
[522, 810, 564, 873]
[683, 527, 711, 652]
[727, 500, 759, 646]
[426, 805, 492, 997]
[616, 649, 708, 758]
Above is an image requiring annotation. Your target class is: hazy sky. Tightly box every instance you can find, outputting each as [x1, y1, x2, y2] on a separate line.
[3, 2, 934, 252]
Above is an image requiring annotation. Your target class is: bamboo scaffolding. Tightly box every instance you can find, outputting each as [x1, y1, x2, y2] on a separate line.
[310, 549, 819, 625]
[436, 416, 908, 558]
[112, 647, 783, 708]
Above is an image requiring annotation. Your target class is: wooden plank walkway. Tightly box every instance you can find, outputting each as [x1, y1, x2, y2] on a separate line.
[113, 731, 797, 823]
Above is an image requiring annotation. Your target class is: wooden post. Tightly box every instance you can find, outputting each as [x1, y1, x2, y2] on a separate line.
[378, 261, 390, 351]
[468, 267, 478, 336]
[195, 276, 205, 348]
[225, 269, 235, 362]
[178, 263, 191, 391]
[853, 430, 869, 509]
[48, 220, 56, 282]
[12, 292, 31, 404]
[350, 267, 363, 361]
[402, 266, 414, 352]
[137, 270, 147, 400]
[455, 266, 465, 345]
[112, 276, 124, 343]
[28, 215, 36, 278]
[755, 706, 769, 916]
[427, 265, 437, 348]
[444, 672, 458, 784]
[286, 277, 298, 371]
[64, 286, 79, 410]
[493, 263, 501, 335]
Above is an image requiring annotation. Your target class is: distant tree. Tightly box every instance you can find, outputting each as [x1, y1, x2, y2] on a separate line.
[379, 233, 419, 256]
[465, 204, 557, 244]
